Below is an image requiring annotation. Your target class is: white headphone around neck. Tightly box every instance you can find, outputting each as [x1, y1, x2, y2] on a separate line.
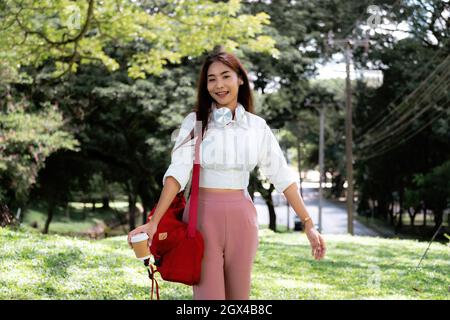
[212, 103, 245, 127]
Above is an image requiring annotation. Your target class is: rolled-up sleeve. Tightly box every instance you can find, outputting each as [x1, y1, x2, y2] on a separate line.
[162, 112, 196, 191]
[257, 124, 298, 193]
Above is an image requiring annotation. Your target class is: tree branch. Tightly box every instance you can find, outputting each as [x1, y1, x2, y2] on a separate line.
[14, 0, 95, 46]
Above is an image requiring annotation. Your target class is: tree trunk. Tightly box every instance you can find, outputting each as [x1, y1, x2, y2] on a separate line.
[267, 202, 277, 231]
[399, 190, 404, 227]
[128, 193, 137, 231]
[259, 184, 276, 232]
[394, 210, 403, 234]
[377, 196, 389, 221]
[331, 173, 344, 199]
[141, 202, 148, 225]
[43, 201, 55, 234]
[407, 207, 417, 227]
[102, 196, 110, 210]
[396, 196, 403, 232]
[138, 180, 154, 226]
[423, 204, 427, 227]
[0, 204, 15, 227]
[388, 202, 395, 226]
[82, 201, 87, 220]
[432, 209, 443, 235]
[65, 202, 70, 220]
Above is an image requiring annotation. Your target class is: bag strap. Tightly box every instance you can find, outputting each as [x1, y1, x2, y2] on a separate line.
[143, 117, 202, 299]
[144, 259, 160, 300]
[187, 118, 202, 238]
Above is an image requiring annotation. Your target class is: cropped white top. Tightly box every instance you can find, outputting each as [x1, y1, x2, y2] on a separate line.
[162, 103, 298, 193]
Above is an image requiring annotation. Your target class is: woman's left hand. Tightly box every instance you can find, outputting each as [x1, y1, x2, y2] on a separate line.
[305, 225, 326, 260]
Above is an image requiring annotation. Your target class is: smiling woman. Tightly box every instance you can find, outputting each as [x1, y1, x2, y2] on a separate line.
[207, 63, 244, 110]
[128, 45, 326, 301]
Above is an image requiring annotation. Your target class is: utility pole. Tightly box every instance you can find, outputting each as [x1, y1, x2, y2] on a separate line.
[297, 139, 303, 198]
[305, 100, 330, 234]
[296, 120, 304, 198]
[344, 42, 354, 236]
[284, 145, 290, 232]
[318, 106, 325, 234]
[327, 31, 369, 235]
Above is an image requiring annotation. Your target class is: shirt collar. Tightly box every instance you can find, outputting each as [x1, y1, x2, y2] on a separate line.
[210, 102, 249, 129]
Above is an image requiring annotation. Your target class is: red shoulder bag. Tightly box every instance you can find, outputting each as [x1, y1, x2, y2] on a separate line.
[145, 122, 204, 300]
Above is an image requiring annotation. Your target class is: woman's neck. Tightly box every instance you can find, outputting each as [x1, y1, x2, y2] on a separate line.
[214, 101, 238, 117]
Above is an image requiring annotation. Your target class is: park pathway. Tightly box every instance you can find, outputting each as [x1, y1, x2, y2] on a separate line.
[253, 183, 381, 236]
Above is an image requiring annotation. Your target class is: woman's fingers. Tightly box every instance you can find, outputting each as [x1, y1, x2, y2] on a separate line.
[319, 236, 326, 259]
[127, 232, 134, 248]
[318, 246, 326, 260]
[319, 235, 326, 251]
[310, 234, 326, 260]
[315, 246, 324, 260]
[127, 232, 133, 247]
[127, 226, 145, 248]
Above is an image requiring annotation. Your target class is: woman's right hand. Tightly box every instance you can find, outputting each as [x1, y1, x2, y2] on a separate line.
[127, 220, 158, 248]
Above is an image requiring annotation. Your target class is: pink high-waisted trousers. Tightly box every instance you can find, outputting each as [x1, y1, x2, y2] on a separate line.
[182, 188, 259, 300]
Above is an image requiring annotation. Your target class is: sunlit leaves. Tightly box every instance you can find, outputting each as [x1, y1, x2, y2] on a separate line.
[0, 101, 79, 202]
[1, 0, 279, 80]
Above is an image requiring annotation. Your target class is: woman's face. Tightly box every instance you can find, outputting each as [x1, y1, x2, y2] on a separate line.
[207, 61, 243, 108]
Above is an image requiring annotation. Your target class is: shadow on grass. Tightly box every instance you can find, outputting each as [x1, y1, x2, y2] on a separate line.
[42, 249, 84, 278]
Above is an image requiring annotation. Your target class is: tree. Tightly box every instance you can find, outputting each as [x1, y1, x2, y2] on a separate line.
[0, 96, 79, 209]
[2, 0, 282, 229]
[0, 203, 17, 227]
[0, 0, 279, 81]
[412, 161, 450, 234]
[351, 0, 450, 236]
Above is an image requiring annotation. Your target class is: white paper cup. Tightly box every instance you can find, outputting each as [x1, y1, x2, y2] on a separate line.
[130, 233, 150, 260]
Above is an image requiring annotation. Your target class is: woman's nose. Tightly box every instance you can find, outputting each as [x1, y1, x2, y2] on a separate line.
[215, 80, 224, 89]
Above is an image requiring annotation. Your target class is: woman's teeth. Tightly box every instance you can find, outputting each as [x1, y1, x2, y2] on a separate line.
[216, 91, 228, 97]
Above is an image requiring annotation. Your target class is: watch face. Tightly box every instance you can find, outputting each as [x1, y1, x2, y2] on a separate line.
[213, 106, 233, 126]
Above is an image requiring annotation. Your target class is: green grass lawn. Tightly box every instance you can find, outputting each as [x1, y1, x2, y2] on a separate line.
[0, 226, 448, 300]
[22, 202, 135, 237]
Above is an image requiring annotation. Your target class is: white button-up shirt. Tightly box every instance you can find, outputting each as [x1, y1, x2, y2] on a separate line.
[163, 104, 298, 193]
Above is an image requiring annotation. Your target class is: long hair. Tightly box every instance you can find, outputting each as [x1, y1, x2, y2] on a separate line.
[174, 46, 255, 152]
[194, 45, 255, 137]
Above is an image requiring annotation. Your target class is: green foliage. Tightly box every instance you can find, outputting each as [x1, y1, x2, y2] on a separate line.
[412, 160, 450, 217]
[1, 227, 448, 299]
[0, 0, 279, 81]
[404, 189, 421, 210]
[353, 15, 450, 224]
[0, 100, 79, 204]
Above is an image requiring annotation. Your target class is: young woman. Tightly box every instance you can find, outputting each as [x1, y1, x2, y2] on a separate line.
[128, 47, 326, 300]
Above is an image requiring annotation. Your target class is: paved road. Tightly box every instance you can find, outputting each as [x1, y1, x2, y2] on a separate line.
[253, 186, 380, 237]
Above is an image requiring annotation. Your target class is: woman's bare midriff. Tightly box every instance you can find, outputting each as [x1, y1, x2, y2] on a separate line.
[199, 187, 244, 192]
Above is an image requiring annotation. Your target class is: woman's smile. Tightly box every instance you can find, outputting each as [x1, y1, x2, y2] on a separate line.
[207, 61, 241, 108]
[215, 91, 229, 98]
